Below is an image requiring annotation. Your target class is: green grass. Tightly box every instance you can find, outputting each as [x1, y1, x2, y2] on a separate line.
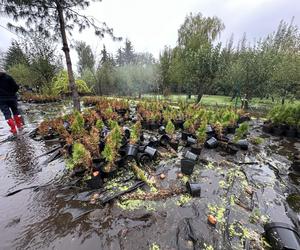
[141, 94, 300, 110]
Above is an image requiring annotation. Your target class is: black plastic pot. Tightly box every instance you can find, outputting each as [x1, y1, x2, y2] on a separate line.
[86, 175, 103, 189]
[205, 137, 218, 149]
[206, 125, 214, 134]
[191, 144, 202, 155]
[137, 153, 151, 165]
[160, 134, 171, 146]
[273, 125, 284, 136]
[123, 126, 131, 139]
[150, 121, 159, 130]
[98, 140, 105, 153]
[158, 126, 166, 135]
[169, 139, 179, 151]
[297, 127, 300, 138]
[71, 166, 86, 177]
[92, 158, 106, 171]
[264, 222, 300, 250]
[236, 139, 249, 150]
[184, 151, 198, 161]
[237, 115, 250, 124]
[187, 136, 197, 146]
[147, 137, 160, 148]
[186, 182, 201, 197]
[291, 160, 300, 172]
[286, 127, 297, 138]
[144, 146, 157, 159]
[182, 132, 192, 141]
[227, 143, 239, 155]
[262, 122, 274, 134]
[126, 144, 138, 158]
[174, 119, 184, 130]
[226, 125, 236, 134]
[181, 159, 195, 175]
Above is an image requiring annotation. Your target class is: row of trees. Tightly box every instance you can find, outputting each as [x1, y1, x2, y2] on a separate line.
[1, 1, 299, 108]
[159, 14, 300, 103]
[75, 39, 158, 96]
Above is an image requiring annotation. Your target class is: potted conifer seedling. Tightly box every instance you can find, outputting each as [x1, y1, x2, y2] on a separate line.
[191, 121, 207, 155]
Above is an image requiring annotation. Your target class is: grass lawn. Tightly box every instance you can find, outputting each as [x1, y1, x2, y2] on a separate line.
[141, 94, 300, 110]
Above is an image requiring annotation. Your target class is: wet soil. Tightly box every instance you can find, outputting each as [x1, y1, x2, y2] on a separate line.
[0, 103, 299, 250]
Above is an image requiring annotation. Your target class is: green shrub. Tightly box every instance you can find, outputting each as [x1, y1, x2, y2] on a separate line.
[166, 120, 175, 135]
[71, 110, 85, 135]
[234, 122, 249, 142]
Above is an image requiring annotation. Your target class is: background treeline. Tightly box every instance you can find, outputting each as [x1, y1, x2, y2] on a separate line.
[1, 13, 299, 103]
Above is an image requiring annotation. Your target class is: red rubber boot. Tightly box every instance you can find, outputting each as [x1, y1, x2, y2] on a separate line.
[7, 118, 17, 135]
[13, 115, 24, 129]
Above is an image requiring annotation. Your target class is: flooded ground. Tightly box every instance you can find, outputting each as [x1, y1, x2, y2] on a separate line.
[0, 102, 299, 250]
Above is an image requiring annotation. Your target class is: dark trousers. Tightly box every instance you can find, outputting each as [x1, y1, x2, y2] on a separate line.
[0, 99, 20, 120]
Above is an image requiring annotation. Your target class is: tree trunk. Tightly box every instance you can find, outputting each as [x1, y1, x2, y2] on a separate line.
[56, 2, 81, 111]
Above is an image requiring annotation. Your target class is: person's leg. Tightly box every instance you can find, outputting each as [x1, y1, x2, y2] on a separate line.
[8, 99, 23, 129]
[0, 101, 17, 134]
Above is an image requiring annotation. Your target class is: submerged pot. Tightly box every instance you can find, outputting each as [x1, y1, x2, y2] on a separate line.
[158, 126, 166, 135]
[262, 122, 274, 134]
[264, 222, 300, 250]
[236, 139, 249, 150]
[184, 151, 198, 161]
[137, 153, 151, 165]
[86, 175, 103, 189]
[291, 160, 300, 172]
[191, 144, 202, 155]
[273, 125, 285, 136]
[144, 146, 157, 159]
[205, 137, 218, 149]
[186, 182, 201, 197]
[169, 139, 179, 151]
[237, 115, 250, 124]
[186, 136, 197, 146]
[160, 134, 171, 146]
[286, 127, 297, 138]
[181, 131, 192, 141]
[226, 125, 237, 134]
[147, 137, 160, 148]
[126, 144, 138, 159]
[173, 119, 184, 130]
[181, 159, 195, 175]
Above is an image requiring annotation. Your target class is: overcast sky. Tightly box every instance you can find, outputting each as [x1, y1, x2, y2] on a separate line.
[0, 0, 299, 61]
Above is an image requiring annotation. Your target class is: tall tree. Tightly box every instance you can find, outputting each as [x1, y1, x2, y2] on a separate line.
[159, 47, 172, 95]
[177, 13, 225, 102]
[1, 0, 120, 111]
[123, 39, 135, 65]
[116, 48, 124, 66]
[3, 41, 29, 71]
[75, 41, 95, 76]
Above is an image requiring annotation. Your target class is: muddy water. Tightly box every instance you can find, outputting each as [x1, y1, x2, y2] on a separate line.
[0, 103, 299, 250]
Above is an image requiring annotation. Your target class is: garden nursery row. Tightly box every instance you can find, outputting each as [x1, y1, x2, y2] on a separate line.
[26, 97, 300, 250]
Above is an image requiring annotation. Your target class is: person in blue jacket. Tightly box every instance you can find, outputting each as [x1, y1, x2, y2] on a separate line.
[0, 70, 23, 135]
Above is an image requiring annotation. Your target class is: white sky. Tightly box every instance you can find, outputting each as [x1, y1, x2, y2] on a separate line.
[0, 0, 300, 61]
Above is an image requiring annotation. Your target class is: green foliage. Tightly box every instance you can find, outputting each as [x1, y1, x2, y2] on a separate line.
[71, 110, 85, 135]
[101, 142, 114, 162]
[75, 41, 95, 75]
[96, 119, 105, 131]
[3, 41, 28, 71]
[234, 122, 249, 142]
[130, 121, 141, 144]
[165, 120, 175, 135]
[196, 121, 207, 143]
[52, 70, 91, 95]
[183, 119, 193, 130]
[67, 142, 89, 170]
[8, 63, 32, 86]
[268, 104, 300, 126]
